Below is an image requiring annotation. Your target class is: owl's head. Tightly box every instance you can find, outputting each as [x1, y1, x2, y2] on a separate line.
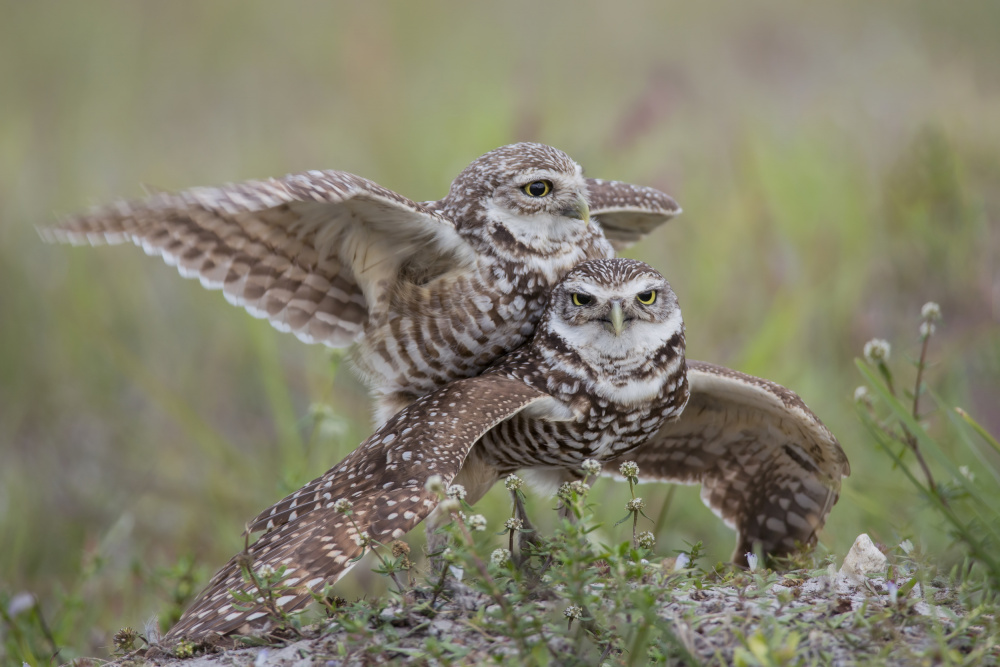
[443, 143, 596, 256]
[538, 258, 686, 403]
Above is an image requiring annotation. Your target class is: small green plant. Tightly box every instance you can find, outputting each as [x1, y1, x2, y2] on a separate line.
[330, 498, 411, 595]
[612, 460, 656, 548]
[0, 592, 61, 665]
[111, 626, 149, 656]
[856, 302, 1000, 592]
[733, 621, 801, 667]
[228, 558, 302, 638]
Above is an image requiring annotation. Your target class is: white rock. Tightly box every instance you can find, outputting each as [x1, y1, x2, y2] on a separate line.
[839, 534, 887, 579]
[379, 605, 404, 622]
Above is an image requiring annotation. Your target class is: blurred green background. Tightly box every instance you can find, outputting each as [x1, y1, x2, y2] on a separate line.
[1, 0, 998, 659]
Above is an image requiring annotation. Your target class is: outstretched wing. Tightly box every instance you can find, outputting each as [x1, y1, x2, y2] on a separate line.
[586, 178, 682, 251]
[165, 374, 548, 643]
[40, 171, 474, 347]
[606, 361, 849, 564]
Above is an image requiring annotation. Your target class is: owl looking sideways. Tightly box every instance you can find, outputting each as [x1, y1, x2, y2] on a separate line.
[42, 142, 680, 425]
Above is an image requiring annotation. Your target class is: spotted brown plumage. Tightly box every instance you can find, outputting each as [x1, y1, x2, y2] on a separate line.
[164, 374, 549, 641]
[40, 143, 681, 424]
[164, 259, 693, 642]
[602, 361, 850, 565]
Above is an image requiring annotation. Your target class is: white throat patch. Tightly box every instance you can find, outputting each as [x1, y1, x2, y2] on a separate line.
[547, 305, 684, 405]
[482, 200, 590, 250]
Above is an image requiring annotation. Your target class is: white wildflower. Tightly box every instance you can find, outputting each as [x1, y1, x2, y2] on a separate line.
[490, 548, 511, 567]
[921, 302, 941, 322]
[564, 605, 583, 620]
[333, 498, 353, 514]
[863, 338, 891, 364]
[505, 517, 523, 531]
[853, 386, 870, 403]
[626, 497, 645, 513]
[467, 514, 487, 532]
[619, 461, 639, 479]
[504, 474, 524, 491]
[438, 498, 461, 515]
[424, 475, 446, 496]
[446, 484, 467, 500]
[559, 480, 590, 500]
[581, 459, 602, 476]
[637, 531, 655, 550]
[6, 592, 35, 617]
[919, 321, 935, 338]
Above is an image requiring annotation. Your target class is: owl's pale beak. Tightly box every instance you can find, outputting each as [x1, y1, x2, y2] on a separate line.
[565, 194, 590, 226]
[607, 301, 625, 337]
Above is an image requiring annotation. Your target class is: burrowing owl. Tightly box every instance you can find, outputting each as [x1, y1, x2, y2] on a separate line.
[164, 259, 848, 642]
[41, 143, 680, 424]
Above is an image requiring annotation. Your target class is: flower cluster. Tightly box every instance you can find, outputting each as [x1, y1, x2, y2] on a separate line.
[619, 461, 639, 479]
[438, 498, 461, 514]
[490, 548, 511, 567]
[626, 497, 645, 513]
[581, 458, 602, 476]
[113, 627, 139, 652]
[918, 303, 941, 338]
[636, 531, 655, 550]
[558, 480, 590, 501]
[863, 338, 891, 364]
[424, 475, 446, 496]
[333, 498, 353, 514]
[921, 302, 941, 322]
[504, 474, 524, 491]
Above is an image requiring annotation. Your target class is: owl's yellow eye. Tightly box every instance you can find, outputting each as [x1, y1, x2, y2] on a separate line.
[572, 293, 592, 306]
[522, 180, 552, 197]
[636, 290, 656, 305]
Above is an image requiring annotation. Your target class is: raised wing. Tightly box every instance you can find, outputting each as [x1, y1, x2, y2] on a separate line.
[587, 178, 682, 251]
[165, 374, 548, 643]
[40, 171, 474, 347]
[606, 361, 849, 564]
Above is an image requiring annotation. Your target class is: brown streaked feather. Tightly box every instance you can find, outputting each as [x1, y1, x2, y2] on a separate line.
[586, 178, 682, 250]
[40, 170, 471, 347]
[164, 374, 548, 642]
[605, 360, 849, 564]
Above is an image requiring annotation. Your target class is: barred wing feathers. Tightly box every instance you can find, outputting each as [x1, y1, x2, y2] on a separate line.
[586, 178, 682, 250]
[41, 171, 473, 347]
